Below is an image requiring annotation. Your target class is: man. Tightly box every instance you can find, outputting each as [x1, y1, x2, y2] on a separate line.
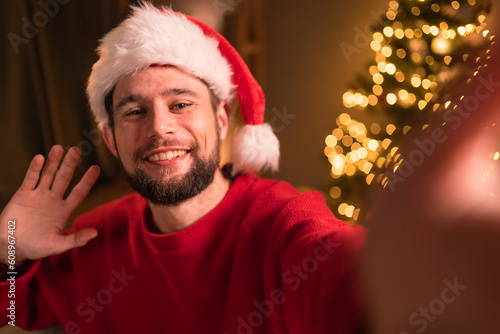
[0, 3, 364, 333]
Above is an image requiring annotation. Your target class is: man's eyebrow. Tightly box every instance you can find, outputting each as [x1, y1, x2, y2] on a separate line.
[114, 94, 142, 112]
[113, 88, 201, 112]
[164, 88, 200, 99]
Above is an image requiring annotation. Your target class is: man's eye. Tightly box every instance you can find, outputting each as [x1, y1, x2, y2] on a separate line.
[124, 109, 143, 116]
[172, 103, 192, 110]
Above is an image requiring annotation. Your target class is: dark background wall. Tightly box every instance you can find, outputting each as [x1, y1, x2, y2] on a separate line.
[265, 0, 388, 194]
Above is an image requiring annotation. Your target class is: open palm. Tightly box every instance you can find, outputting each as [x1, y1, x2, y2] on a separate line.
[0, 145, 100, 266]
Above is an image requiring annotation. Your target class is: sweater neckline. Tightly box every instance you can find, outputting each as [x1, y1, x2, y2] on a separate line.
[140, 173, 255, 252]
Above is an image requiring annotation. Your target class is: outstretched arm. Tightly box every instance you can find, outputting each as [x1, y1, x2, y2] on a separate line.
[362, 21, 500, 333]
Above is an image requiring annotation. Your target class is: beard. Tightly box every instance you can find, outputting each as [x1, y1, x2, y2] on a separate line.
[117, 137, 220, 206]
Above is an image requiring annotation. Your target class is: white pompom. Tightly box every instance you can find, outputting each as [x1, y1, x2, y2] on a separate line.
[230, 123, 280, 176]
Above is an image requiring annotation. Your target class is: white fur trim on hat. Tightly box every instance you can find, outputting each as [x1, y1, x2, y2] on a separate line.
[86, 2, 234, 129]
[231, 124, 280, 175]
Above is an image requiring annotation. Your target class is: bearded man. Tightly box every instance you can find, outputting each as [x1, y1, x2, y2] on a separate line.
[0, 3, 364, 333]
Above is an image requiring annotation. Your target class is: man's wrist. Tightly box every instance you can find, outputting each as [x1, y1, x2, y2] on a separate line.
[0, 217, 27, 281]
[0, 260, 29, 282]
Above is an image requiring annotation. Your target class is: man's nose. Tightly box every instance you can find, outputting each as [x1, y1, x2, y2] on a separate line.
[145, 103, 178, 138]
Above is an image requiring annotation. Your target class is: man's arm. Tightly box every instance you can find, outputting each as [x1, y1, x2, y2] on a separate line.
[0, 145, 99, 327]
[263, 191, 366, 334]
[362, 20, 500, 333]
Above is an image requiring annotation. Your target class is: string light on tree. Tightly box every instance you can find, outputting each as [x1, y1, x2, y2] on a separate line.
[326, 0, 492, 222]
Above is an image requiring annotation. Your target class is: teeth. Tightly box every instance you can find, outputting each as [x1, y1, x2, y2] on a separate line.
[147, 150, 187, 162]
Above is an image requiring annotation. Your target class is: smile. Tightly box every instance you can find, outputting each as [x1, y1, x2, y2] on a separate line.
[146, 150, 188, 162]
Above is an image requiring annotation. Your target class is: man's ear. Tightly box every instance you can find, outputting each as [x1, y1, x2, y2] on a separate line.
[217, 101, 230, 141]
[102, 124, 118, 158]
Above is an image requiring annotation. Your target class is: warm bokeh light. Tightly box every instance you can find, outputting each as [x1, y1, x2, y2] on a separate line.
[386, 93, 397, 105]
[432, 36, 451, 55]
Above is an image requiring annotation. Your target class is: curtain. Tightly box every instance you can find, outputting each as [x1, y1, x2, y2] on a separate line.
[0, 0, 125, 210]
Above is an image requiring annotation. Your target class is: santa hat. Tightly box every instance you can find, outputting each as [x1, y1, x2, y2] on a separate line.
[86, 2, 279, 175]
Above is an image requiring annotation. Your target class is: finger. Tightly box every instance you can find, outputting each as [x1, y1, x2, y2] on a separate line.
[19, 154, 45, 191]
[51, 228, 98, 255]
[65, 165, 100, 209]
[38, 145, 64, 189]
[50, 147, 81, 197]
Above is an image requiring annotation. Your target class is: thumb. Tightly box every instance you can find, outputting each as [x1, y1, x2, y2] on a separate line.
[72, 228, 99, 247]
[53, 228, 98, 254]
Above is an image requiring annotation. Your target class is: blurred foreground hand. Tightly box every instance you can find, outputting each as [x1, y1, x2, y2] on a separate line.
[362, 32, 500, 334]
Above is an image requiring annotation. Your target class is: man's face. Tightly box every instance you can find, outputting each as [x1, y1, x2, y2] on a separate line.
[103, 66, 229, 205]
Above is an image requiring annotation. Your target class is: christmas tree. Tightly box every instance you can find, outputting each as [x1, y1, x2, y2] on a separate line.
[325, 0, 492, 222]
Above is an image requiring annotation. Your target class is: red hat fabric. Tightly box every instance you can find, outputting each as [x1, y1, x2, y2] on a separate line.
[87, 2, 279, 175]
[184, 14, 266, 126]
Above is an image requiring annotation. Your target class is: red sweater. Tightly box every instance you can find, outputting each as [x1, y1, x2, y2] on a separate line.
[0, 173, 365, 333]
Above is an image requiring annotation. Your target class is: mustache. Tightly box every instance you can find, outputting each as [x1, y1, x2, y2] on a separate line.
[134, 139, 199, 160]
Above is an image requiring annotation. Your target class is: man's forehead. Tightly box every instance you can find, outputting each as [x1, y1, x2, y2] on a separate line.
[113, 66, 208, 100]
[118, 65, 203, 86]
